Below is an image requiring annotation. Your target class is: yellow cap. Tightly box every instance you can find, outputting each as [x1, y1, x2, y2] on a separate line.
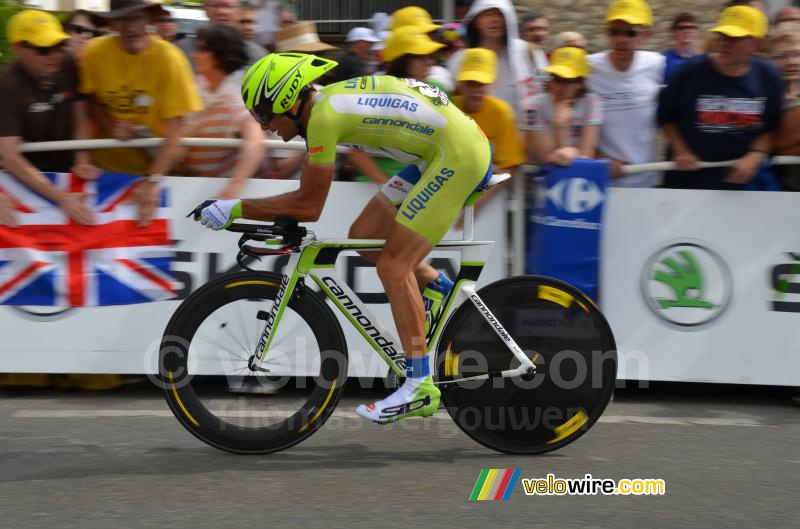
[7, 9, 70, 47]
[605, 0, 653, 27]
[543, 47, 591, 79]
[710, 6, 767, 38]
[389, 6, 441, 33]
[456, 48, 497, 84]
[383, 25, 445, 62]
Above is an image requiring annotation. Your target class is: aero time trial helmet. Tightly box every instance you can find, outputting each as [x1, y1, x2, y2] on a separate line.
[242, 52, 338, 125]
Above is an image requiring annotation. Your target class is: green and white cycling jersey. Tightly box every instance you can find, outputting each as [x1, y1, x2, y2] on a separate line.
[306, 75, 492, 244]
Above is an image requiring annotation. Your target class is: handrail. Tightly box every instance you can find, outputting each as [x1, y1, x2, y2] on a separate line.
[17, 138, 800, 172]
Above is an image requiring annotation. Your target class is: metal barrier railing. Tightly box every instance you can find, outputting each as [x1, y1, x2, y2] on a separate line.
[13, 137, 800, 278]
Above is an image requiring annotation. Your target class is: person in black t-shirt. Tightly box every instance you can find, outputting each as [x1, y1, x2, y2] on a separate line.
[0, 9, 95, 226]
[657, 5, 783, 190]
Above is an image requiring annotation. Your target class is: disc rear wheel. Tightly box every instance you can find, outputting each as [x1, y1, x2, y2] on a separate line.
[436, 275, 616, 454]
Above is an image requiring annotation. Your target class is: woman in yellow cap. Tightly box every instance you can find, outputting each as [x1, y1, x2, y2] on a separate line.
[520, 47, 603, 167]
[343, 26, 446, 184]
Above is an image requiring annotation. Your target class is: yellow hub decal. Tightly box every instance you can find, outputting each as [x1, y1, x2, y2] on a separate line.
[547, 410, 588, 445]
[538, 285, 574, 309]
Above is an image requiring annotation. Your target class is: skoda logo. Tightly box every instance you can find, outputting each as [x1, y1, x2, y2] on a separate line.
[641, 242, 732, 329]
[546, 178, 604, 214]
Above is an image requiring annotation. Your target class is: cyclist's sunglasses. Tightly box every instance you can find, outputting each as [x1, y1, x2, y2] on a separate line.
[20, 41, 66, 56]
[66, 23, 105, 37]
[249, 99, 276, 126]
[607, 27, 643, 38]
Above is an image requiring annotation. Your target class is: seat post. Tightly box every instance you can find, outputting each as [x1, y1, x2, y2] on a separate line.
[463, 203, 475, 241]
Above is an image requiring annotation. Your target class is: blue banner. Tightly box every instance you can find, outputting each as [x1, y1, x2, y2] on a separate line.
[526, 159, 609, 300]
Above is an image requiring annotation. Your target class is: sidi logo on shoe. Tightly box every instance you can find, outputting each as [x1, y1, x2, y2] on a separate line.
[379, 395, 431, 418]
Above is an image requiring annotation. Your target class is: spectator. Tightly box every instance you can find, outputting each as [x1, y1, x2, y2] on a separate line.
[329, 27, 380, 83]
[64, 10, 104, 61]
[775, 6, 800, 27]
[658, 6, 782, 190]
[249, 0, 281, 48]
[153, 10, 177, 43]
[553, 31, 587, 50]
[520, 12, 550, 74]
[180, 24, 264, 197]
[279, 6, 296, 28]
[664, 13, 699, 83]
[77, 0, 202, 222]
[522, 47, 603, 167]
[769, 23, 800, 190]
[438, 23, 467, 61]
[176, 0, 266, 69]
[389, 6, 441, 33]
[454, 47, 526, 209]
[388, 6, 454, 96]
[0, 9, 94, 226]
[343, 25, 445, 185]
[274, 22, 337, 54]
[0, 10, 126, 391]
[447, 0, 536, 116]
[587, 0, 665, 187]
[239, 4, 258, 42]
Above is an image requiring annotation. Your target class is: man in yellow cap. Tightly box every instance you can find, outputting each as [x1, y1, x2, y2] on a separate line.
[0, 10, 95, 227]
[658, 5, 782, 190]
[455, 48, 525, 180]
[587, 0, 665, 187]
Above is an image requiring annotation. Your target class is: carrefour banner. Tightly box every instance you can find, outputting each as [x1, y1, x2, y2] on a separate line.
[526, 159, 609, 300]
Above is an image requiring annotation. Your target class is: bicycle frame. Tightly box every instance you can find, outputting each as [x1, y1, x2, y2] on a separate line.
[251, 237, 537, 384]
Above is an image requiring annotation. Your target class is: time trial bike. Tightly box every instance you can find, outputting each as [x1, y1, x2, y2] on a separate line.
[158, 175, 617, 454]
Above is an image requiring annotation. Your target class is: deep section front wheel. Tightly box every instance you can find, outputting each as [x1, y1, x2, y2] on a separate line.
[159, 271, 348, 454]
[436, 275, 616, 454]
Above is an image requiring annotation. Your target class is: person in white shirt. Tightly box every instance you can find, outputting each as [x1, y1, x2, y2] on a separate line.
[587, 0, 665, 187]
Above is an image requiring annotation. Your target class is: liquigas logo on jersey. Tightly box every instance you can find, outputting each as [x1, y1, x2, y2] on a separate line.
[641, 242, 733, 329]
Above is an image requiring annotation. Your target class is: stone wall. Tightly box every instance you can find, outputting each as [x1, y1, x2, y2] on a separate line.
[516, 0, 730, 53]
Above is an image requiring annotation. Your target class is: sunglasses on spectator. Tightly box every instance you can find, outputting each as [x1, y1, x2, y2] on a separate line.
[240, 18, 256, 24]
[66, 23, 105, 37]
[607, 27, 642, 38]
[20, 42, 65, 55]
[675, 25, 698, 31]
[551, 75, 582, 84]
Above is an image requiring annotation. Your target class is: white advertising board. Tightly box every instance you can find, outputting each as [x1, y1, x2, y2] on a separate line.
[602, 188, 800, 385]
[0, 177, 507, 377]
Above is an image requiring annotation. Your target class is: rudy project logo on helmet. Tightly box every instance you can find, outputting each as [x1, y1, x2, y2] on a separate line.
[641, 242, 732, 329]
[546, 177, 604, 214]
[279, 69, 304, 109]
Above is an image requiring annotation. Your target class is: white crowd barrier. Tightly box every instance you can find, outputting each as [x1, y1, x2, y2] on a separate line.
[4, 138, 800, 384]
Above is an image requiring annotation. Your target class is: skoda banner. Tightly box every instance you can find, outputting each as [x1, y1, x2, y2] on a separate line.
[526, 159, 609, 300]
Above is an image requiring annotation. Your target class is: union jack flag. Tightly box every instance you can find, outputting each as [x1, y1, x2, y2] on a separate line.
[0, 171, 175, 306]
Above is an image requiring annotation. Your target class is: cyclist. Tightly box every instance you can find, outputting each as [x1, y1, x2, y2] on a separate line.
[192, 53, 492, 423]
